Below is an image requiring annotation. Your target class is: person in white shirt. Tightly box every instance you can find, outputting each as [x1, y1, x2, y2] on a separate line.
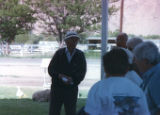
[84, 48, 150, 115]
[126, 37, 143, 75]
[122, 48, 143, 86]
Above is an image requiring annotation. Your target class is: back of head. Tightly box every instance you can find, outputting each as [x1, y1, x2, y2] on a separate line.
[103, 48, 129, 76]
[126, 37, 143, 51]
[116, 33, 128, 48]
[133, 41, 159, 65]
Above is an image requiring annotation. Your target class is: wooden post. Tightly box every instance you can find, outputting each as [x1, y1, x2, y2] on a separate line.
[120, 0, 124, 32]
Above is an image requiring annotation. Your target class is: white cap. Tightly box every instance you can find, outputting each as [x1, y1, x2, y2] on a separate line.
[64, 31, 80, 41]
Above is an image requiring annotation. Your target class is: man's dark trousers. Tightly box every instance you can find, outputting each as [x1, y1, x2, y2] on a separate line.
[49, 85, 78, 115]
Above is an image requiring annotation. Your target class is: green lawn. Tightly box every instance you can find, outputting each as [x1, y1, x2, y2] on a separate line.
[0, 86, 87, 115]
[84, 50, 101, 59]
[0, 50, 101, 59]
[0, 86, 41, 99]
[0, 98, 86, 115]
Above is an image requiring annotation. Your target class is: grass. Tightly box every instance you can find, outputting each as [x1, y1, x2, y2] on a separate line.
[0, 98, 86, 115]
[84, 50, 101, 59]
[0, 53, 53, 59]
[0, 99, 49, 115]
[0, 55, 90, 114]
[0, 50, 101, 59]
[0, 86, 87, 115]
[0, 86, 89, 99]
[0, 86, 42, 99]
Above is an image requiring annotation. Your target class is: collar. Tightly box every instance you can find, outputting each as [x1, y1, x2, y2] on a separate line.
[65, 47, 77, 63]
[142, 63, 160, 80]
[65, 47, 76, 55]
[141, 63, 160, 90]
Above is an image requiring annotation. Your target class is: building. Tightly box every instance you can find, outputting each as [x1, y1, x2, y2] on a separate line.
[87, 36, 116, 51]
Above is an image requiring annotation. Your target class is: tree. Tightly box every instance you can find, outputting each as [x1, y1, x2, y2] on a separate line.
[0, 0, 36, 44]
[31, 0, 119, 43]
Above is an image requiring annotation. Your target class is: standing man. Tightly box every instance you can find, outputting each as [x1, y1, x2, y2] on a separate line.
[116, 33, 128, 48]
[48, 31, 87, 115]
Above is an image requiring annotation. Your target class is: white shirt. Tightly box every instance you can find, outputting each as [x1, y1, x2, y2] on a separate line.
[85, 77, 150, 115]
[125, 70, 143, 87]
[65, 48, 76, 63]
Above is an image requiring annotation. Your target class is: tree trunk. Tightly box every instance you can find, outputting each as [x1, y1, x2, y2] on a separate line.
[59, 32, 63, 43]
[5, 43, 10, 55]
[57, 30, 64, 48]
[0, 42, 4, 55]
[1, 43, 9, 56]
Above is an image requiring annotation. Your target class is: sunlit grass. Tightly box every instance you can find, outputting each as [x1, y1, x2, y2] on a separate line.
[0, 86, 41, 99]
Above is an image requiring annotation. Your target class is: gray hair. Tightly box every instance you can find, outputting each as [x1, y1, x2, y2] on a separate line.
[126, 37, 143, 51]
[133, 41, 159, 64]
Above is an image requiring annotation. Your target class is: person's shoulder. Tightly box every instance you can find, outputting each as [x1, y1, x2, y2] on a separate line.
[125, 70, 143, 86]
[148, 68, 160, 90]
[118, 77, 142, 92]
[148, 64, 160, 86]
[75, 48, 84, 53]
[89, 81, 102, 93]
[55, 48, 65, 54]
[91, 80, 101, 88]
[89, 79, 110, 92]
[57, 47, 65, 52]
[75, 48, 85, 57]
[124, 77, 140, 87]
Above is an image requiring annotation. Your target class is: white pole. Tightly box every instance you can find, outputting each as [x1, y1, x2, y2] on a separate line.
[101, 0, 108, 79]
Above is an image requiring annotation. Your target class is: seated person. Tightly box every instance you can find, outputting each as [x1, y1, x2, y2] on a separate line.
[133, 41, 160, 115]
[84, 48, 150, 115]
[126, 37, 143, 75]
[126, 37, 143, 52]
[122, 48, 142, 86]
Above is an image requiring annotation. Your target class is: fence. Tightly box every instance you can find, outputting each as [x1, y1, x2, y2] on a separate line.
[0, 39, 159, 56]
[0, 44, 89, 56]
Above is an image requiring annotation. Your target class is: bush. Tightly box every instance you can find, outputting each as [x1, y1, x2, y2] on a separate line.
[108, 29, 119, 37]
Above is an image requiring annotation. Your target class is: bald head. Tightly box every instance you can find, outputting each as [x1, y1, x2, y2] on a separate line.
[116, 33, 128, 48]
[126, 37, 143, 51]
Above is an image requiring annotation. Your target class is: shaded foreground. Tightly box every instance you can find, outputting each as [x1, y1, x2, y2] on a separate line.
[0, 99, 86, 115]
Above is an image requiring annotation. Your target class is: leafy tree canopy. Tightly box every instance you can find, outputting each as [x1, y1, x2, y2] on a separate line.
[0, 0, 36, 44]
[31, 0, 118, 43]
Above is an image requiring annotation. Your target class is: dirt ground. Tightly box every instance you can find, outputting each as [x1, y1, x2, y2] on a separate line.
[0, 58, 98, 89]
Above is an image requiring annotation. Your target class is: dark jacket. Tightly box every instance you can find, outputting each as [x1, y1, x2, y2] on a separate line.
[48, 48, 87, 88]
